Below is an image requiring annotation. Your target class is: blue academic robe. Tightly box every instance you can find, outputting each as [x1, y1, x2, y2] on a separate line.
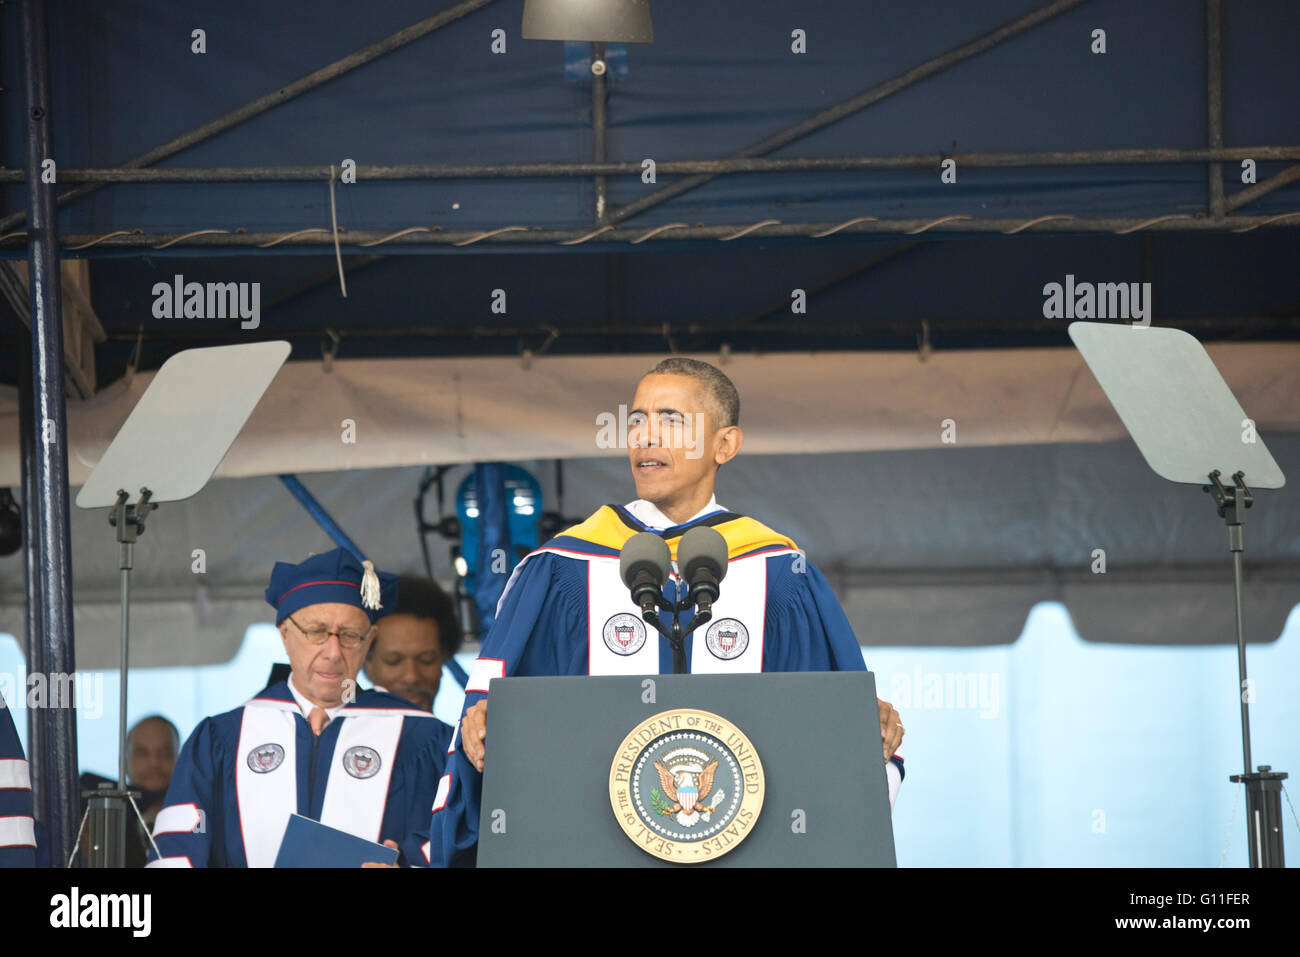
[0, 694, 36, 867]
[148, 681, 451, 867]
[430, 505, 904, 866]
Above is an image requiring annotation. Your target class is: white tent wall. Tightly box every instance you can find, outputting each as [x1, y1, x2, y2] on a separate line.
[2, 345, 1299, 487]
[1, 438, 1297, 671]
[0, 347, 1297, 669]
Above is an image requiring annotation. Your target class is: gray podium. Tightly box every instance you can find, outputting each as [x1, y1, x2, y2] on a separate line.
[477, 671, 897, 867]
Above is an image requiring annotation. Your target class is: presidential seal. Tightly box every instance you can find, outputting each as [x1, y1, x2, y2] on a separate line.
[602, 612, 647, 656]
[342, 745, 381, 779]
[247, 743, 285, 774]
[704, 618, 749, 660]
[608, 708, 764, 864]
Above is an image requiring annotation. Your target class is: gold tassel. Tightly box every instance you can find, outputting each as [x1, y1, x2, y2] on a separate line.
[360, 559, 382, 611]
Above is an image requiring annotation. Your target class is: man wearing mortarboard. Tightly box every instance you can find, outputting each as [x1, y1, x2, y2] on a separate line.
[147, 548, 452, 867]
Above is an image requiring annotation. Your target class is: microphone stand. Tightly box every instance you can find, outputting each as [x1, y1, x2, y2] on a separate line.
[639, 583, 715, 675]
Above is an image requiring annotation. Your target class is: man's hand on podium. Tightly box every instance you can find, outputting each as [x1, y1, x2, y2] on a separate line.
[462, 700, 488, 771]
[879, 697, 904, 760]
[464, 695, 900, 770]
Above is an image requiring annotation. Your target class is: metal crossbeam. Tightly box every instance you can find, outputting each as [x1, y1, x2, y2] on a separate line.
[0, 0, 501, 234]
[23, 313, 1292, 347]
[3, 147, 1299, 184]
[730, 243, 923, 327]
[605, 0, 1090, 226]
[20, 212, 1298, 252]
[0, 261, 105, 398]
[1227, 164, 1300, 212]
[1207, 0, 1225, 220]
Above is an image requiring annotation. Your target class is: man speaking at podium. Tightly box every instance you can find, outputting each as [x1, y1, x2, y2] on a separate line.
[431, 358, 905, 866]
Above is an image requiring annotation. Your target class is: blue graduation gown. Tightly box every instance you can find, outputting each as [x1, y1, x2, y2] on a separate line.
[430, 508, 902, 866]
[0, 694, 36, 867]
[148, 681, 451, 867]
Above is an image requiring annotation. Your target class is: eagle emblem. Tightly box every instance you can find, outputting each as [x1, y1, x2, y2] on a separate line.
[608, 711, 765, 863]
[651, 748, 724, 827]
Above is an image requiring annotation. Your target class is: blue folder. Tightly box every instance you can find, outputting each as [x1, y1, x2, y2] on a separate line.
[274, 813, 399, 868]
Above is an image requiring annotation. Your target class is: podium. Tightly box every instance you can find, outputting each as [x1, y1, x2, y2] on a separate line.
[477, 671, 897, 867]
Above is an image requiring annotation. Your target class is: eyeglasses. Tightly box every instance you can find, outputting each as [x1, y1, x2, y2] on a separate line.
[286, 614, 371, 649]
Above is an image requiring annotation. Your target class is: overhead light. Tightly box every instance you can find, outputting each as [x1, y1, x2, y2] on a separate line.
[522, 0, 654, 42]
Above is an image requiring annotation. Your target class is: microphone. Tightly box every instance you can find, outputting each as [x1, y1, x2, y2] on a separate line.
[677, 526, 728, 615]
[619, 532, 671, 616]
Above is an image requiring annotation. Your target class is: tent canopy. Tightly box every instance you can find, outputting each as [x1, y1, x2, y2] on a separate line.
[0, 0, 1297, 385]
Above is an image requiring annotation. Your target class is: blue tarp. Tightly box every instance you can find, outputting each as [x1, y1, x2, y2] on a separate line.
[0, 0, 1296, 384]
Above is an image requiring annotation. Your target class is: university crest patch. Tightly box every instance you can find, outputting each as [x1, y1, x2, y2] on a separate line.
[704, 618, 749, 660]
[602, 612, 647, 656]
[343, 745, 381, 779]
[247, 743, 285, 773]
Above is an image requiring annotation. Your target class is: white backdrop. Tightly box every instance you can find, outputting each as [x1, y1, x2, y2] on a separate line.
[0, 347, 1297, 668]
[2, 344, 1298, 487]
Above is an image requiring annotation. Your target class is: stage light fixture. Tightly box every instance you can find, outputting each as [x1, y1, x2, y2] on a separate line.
[522, 0, 653, 42]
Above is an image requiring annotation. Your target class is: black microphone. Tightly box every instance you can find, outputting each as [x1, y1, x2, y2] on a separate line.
[677, 526, 729, 615]
[619, 532, 671, 616]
